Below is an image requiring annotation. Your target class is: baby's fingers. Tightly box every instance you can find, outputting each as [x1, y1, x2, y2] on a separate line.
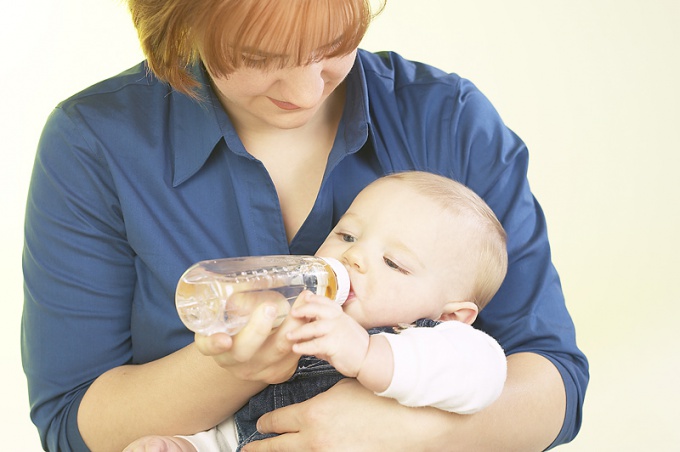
[290, 296, 342, 321]
[287, 320, 331, 342]
[291, 335, 330, 356]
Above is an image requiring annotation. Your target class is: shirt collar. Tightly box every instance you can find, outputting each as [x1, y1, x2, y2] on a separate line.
[171, 55, 371, 187]
[170, 64, 225, 187]
[340, 53, 371, 154]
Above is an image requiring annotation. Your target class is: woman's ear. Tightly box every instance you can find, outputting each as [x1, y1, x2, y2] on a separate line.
[437, 301, 479, 325]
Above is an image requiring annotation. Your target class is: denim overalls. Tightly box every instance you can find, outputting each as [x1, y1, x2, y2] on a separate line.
[234, 319, 439, 450]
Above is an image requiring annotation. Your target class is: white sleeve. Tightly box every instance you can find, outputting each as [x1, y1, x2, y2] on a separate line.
[376, 321, 507, 414]
[176, 429, 222, 452]
[176, 415, 238, 452]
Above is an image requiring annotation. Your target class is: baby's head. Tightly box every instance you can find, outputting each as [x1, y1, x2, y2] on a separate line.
[316, 171, 507, 329]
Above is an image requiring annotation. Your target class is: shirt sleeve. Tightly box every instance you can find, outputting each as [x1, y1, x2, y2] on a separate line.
[362, 52, 588, 446]
[176, 415, 238, 452]
[22, 106, 136, 451]
[451, 79, 589, 446]
[376, 322, 507, 414]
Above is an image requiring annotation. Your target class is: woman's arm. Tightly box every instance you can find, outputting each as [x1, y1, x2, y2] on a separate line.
[79, 304, 305, 452]
[249, 352, 564, 452]
[22, 106, 302, 451]
[79, 343, 262, 452]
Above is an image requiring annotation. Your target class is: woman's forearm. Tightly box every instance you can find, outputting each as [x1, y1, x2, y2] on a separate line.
[78, 343, 265, 452]
[251, 352, 566, 452]
[418, 352, 566, 451]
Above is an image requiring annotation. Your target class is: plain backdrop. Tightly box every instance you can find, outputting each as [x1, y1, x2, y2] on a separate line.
[3, 1, 679, 450]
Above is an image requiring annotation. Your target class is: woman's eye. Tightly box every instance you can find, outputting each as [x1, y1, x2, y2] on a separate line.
[241, 53, 268, 67]
[310, 38, 344, 62]
[384, 257, 408, 274]
[328, 40, 342, 52]
[322, 37, 344, 55]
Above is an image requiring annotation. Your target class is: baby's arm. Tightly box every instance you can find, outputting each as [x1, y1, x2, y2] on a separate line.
[289, 294, 507, 414]
[287, 293, 394, 393]
[378, 321, 507, 413]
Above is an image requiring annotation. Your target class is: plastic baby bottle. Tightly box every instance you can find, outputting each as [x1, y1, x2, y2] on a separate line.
[176, 255, 350, 335]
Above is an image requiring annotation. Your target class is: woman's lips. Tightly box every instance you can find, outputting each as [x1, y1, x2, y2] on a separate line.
[269, 98, 301, 110]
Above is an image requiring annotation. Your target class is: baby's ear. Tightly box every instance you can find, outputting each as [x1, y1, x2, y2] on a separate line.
[437, 301, 479, 325]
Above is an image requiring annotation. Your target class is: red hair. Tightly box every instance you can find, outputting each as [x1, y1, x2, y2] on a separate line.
[127, 0, 383, 98]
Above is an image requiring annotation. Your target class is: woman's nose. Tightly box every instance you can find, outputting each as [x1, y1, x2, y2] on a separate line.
[277, 62, 325, 108]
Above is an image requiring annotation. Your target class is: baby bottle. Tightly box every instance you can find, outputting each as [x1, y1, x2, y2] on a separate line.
[175, 255, 350, 335]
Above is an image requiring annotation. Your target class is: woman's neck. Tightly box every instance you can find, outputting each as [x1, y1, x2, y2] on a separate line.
[236, 84, 347, 242]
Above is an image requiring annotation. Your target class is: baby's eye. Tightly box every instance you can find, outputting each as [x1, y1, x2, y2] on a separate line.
[340, 233, 356, 243]
[384, 257, 409, 275]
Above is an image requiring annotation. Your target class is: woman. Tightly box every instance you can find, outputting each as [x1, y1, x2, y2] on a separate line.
[22, 0, 588, 451]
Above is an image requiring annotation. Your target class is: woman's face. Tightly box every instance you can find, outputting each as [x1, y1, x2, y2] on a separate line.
[207, 49, 357, 131]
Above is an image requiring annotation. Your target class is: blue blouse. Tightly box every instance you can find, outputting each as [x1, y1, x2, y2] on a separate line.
[22, 49, 588, 451]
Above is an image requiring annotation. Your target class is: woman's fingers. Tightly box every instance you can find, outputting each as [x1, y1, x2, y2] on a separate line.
[194, 332, 233, 357]
[228, 301, 282, 363]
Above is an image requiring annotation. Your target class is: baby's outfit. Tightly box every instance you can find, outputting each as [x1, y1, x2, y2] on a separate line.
[180, 319, 507, 451]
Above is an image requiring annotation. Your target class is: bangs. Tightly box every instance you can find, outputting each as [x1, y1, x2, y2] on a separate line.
[200, 0, 374, 77]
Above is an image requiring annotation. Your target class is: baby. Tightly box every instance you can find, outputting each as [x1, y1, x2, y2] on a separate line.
[125, 171, 508, 452]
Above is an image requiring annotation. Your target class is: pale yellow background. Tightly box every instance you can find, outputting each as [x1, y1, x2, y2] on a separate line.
[2, 1, 678, 450]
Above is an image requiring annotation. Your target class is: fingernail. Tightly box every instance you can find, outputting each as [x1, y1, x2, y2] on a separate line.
[215, 335, 230, 348]
[265, 305, 277, 319]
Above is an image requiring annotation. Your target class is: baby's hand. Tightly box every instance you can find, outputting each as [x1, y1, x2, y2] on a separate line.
[123, 435, 197, 452]
[287, 293, 370, 377]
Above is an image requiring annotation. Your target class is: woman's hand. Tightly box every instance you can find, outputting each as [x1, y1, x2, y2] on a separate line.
[194, 293, 310, 384]
[241, 379, 429, 452]
[241, 353, 566, 452]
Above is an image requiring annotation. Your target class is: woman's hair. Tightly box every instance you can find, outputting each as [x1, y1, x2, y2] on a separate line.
[127, 0, 384, 98]
[382, 171, 509, 310]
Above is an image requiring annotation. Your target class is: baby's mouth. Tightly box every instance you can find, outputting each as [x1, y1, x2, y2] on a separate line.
[344, 287, 357, 304]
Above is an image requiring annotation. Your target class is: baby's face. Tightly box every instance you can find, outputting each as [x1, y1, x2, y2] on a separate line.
[316, 179, 478, 328]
